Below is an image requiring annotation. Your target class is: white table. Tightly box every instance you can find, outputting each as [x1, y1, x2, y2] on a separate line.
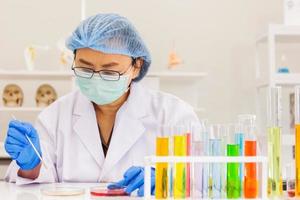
[0, 181, 142, 200]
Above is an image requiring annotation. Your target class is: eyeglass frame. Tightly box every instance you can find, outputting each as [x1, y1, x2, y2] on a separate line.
[71, 57, 138, 81]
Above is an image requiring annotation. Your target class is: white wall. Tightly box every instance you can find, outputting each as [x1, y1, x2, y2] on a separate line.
[0, 0, 283, 124]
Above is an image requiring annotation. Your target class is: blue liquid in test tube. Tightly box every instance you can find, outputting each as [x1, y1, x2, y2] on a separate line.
[209, 138, 222, 199]
[235, 132, 244, 185]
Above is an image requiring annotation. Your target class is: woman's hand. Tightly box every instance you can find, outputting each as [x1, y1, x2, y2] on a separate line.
[5, 120, 42, 179]
[107, 166, 155, 197]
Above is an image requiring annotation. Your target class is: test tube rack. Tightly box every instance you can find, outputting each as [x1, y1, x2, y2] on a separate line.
[144, 155, 268, 200]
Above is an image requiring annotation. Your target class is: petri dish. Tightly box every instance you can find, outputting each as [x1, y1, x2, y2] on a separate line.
[90, 186, 128, 196]
[41, 186, 85, 196]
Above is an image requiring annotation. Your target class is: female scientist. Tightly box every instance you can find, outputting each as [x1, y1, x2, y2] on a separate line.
[4, 13, 198, 196]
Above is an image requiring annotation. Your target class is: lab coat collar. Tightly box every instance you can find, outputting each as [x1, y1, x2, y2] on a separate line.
[73, 91, 105, 168]
[99, 82, 150, 180]
[73, 82, 150, 179]
[121, 82, 149, 119]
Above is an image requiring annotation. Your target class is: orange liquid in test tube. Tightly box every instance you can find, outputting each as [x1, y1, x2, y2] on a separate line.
[244, 140, 258, 198]
[156, 137, 169, 199]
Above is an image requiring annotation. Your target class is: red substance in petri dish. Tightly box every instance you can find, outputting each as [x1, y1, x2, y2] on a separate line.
[288, 190, 295, 197]
[90, 188, 129, 197]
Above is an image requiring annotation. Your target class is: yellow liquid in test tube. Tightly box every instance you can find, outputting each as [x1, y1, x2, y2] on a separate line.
[186, 133, 191, 198]
[267, 127, 282, 197]
[296, 124, 300, 196]
[173, 135, 187, 199]
[267, 87, 283, 197]
[156, 137, 169, 199]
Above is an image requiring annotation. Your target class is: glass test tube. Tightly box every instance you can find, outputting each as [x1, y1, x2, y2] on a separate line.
[191, 122, 205, 198]
[169, 130, 174, 198]
[186, 127, 191, 198]
[295, 86, 300, 197]
[155, 126, 170, 199]
[209, 124, 223, 199]
[220, 125, 227, 198]
[267, 87, 282, 197]
[173, 126, 187, 199]
[286, 162, 295, 198]
[244, 124, 258, 199]
[202, 120, 210, 198]
[237, 114, 256, 187]
[238, 114, 258, 198]
[227, 124, 241, 199]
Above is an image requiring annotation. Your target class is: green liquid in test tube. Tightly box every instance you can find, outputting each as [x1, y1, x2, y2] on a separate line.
[226, 124, 241, 198]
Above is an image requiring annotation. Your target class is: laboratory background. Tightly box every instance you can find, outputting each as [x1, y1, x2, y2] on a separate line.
[1, 0, 300, 199]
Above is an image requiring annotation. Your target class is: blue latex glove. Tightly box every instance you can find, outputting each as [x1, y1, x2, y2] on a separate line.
[107, 166, 155, 197]
[5, 120, 42, 170]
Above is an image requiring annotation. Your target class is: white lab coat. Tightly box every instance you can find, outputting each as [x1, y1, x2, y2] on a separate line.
[5, 82, 199, 185]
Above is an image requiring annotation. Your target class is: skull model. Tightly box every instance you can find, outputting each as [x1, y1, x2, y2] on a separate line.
[35, 84, 57, 107]
[2, 84, 24, 107]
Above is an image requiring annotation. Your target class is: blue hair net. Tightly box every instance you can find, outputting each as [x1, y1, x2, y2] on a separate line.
[66, 13, 151, 81]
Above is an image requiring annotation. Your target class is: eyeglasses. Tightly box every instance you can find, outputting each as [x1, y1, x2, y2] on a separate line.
[72, 58, 136, 81]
